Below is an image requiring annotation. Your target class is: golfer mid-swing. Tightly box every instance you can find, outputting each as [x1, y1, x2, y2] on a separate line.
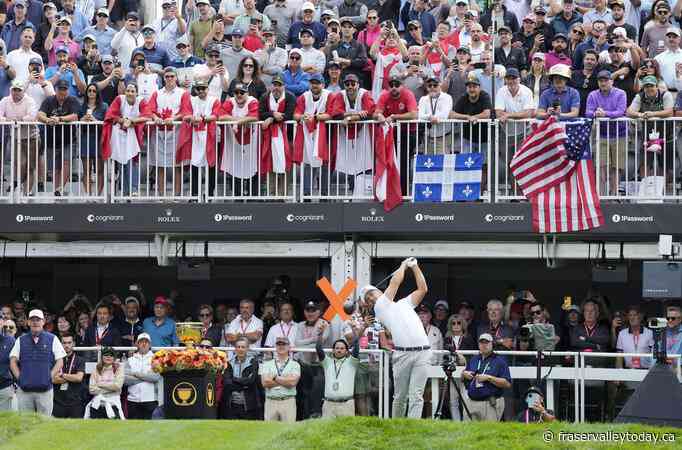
[360, 257, 429, 418]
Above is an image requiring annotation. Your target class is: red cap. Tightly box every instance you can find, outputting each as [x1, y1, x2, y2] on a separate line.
[154, 296, 169, 306]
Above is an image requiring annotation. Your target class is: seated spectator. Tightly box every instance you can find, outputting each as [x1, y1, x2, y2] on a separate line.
[221, 337, 261, 419]
[78, 83, 107, 196]
[283, 48, 311, 96]
[260, 336, 300, 422]
[537, 64, 580, 119]
[143, 296, 179, 347]
[86, 346, 124, 419]
[289, 2, 327, 48]
[0, 0, 35, 53]
[317, 322, 359, 418]
[46, 16, 81, 67]
[76, 8, 117, 58]
[124, 333, 160, 420]
[228, 56, 267, 99]
[111, 12, 144, 74]
[461, 333, 512, 422]
[515, 386, 556, 423]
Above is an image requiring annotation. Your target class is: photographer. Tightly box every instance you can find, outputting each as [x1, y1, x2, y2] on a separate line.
[443, 314, 475, 421]
[461, 333, 511, 422]
[515, 386, 555, 423]
[0, 314, 16, 411]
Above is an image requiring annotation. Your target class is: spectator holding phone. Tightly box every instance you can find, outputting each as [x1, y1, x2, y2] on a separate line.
[515, 386, 555, 423]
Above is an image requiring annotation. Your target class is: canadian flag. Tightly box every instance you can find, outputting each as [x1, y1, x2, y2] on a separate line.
[373, 124, 402, 212]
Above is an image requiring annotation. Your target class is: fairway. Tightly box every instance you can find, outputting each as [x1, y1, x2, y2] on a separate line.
[0, 412, 680, 450]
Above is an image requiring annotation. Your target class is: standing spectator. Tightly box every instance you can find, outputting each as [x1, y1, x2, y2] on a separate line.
[51, 333, 85, 418]
[227, 56, 267, 98]
[550, 0, 583, 36]
[573, 19, 609, 71]
[111, 12, 144, 75]
[641, 2, 673, 58]
[77, 35, 104, 81]
[654, 27, 682, 91]
[83, 302, 122, 351]
[451, 73, 492, 157]
[57, 0, 88, 37]
[298, 28, 326, 75]
[264, 300, 298, 348]
[357, 9, 382, 49]
[417, 303, 443, 364]
[224, 299, 264, 347]
[294, 300, 329, 419]
[537, 64, 580, 119]
[45, 46, 87, 97]
[583, 0, 613, 31]
[289, 2, 327, 49]
[664, 306, 682, 359]
[570, 50, 599, 116]
[152, 1, 188, 62]
[418, 76, 452, 154]
[326, 60, 343, 91]
[283, 48, 311, 96]
[85, 346, 124, 419]
[255, 27, 287, 87]
[78, 83, 107, 196]
[401, 0, 436, 40]
[171, 36, 205, 90]
[569, 23, 586, 55]
[233, 0, 272, 32]
[495, 25, 527, 75]
[514, 14, 537, 57]
[6, 27, 40, 83]
[545, 33, 572, 70]
[616, 305, 654, 370]
[495, 67, 535, 173]
[76, 8, 116, 58]
[369, 27, 407, 99]
[243, 17, 265, 52]
[132, 25, 171, 77]
[461, 333, 512, 421]
[6, 0, 42, 28]
[432, 301, 449, 337]
[220, 29, 254, 85]
[522, 52, 549, 107]
[570, 299, 611, 353]
[194, 45, 230, 100]
[221, 337, 261, 419]
[480, 0, 520, 34]
[124, 333, 160, 420]
[605, 43, 637, 103]
[443, 314, 476, 421]
[0, 315, 16, 411]
[327, 17, 367, 83]
[34, 2, 59, 63]
[586, 70, 627, 196]
[608, 0, 637, 41]
[110, 0, 141, 29]
[263, 0, 296, 47]
[9, 309, 66, 416]
[338, 0, 367, 28]
[118, 297, 144, 348]
[0, 0, 35, 53]
[476, 299, 514, 351]
[441, 46, 470, 112]
[316, 322, 359, 418]
[142, 296, 179, 347]
[260, 336, 301, 422]
[405, 18, 427, 47]
[198, 305, 223, 346]
[125, 50, 160, 100]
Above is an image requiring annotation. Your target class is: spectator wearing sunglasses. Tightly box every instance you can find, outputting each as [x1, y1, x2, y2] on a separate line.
[131, 25, 171, 78]
[150, 1, 188, 62]
[282, 48, 311, 96]
[75, 8, 116, 58]
[198, 305, 223, 346]
[665, 306, 682, 360]
[640, 1, 673, 58]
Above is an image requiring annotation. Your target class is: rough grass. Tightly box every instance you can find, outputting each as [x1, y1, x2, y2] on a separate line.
[0, 412, 679, 450]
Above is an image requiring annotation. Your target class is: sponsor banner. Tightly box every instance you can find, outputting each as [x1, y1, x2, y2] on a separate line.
[593, 204, 670, 234]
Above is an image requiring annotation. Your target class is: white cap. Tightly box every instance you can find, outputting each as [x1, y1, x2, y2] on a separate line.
[136, 332, 152, 343]
[666, 27, 681, 37]
[434, 300, 449, 310]
[360, 285, 379, 301]
[289, 48, 303, 57]
[479, 333, 493, 342]
[612, 27, 627, 38]
[302, 1, 315, 11]
[28, 309, 44, 320]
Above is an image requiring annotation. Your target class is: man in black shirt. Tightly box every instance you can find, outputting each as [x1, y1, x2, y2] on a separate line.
[52, 333, 85, 418]
[607, 0, 637, 41]
[605, 44, 636, 103]
[92, 55, 125, 109]
[77, 34, 104, 81]
[569, 49, 599, 116]
[450, 74, 492, 149]
[495, 26, 527, 76]
[37, 79, 80, 197]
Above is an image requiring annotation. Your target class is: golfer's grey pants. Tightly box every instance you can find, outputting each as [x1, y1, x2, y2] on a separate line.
[391, 350, 431, 418]
[0, 386, 16, 411]
[17, 388, 53, 415]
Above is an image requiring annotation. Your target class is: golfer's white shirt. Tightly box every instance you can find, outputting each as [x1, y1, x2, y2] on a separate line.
[374, 294, 430, 349]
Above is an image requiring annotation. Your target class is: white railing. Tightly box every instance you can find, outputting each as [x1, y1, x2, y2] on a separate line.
[3, 118, 682, 204]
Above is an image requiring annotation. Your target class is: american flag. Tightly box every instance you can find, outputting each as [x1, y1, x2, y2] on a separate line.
[510, 117, 604, 233]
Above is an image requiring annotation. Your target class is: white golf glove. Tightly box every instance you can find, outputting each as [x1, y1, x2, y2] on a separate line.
[406, 257, 418, 268]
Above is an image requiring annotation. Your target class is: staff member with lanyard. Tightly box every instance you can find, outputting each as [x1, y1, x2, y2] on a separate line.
[316, 321, 360, 418]
[52, 333, 85, 418]
[260, 336, 301, 422]
[0, 316, 16, 411]
[360, 257, 429, 419]
[461, 333, 512, 421]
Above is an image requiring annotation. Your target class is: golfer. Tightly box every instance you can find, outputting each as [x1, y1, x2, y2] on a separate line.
[361, 257, 429, 418]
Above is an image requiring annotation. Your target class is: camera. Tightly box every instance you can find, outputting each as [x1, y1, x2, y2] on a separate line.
[648, 317, 667, 329]
[441, 351, 459, 375]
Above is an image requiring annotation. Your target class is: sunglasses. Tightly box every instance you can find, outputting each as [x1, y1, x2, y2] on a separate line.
[97, 14, 108, 18]
[408, 26, 419, 31]
[573, 29, 584, 35]
[275, 342, 288, 345]
[389, 81, 401, 87]
[344, 81, 357, 86]
[452, 321, 462, 325]
[426, 83, 439, 88]
[290, 55, 301, 60]
[143, 30, 154, 35]
[235, 90, 246, 95]
[668, 316, 681, 321]
[162, 4, 173, 9]
[164, 75, 176, 79]
[243, 64, 254, 68]
[198, 312, 211, 317]
[368, 16, 378, 20]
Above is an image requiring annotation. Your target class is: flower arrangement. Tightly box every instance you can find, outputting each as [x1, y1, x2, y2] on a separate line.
[152, 347, 227, 374]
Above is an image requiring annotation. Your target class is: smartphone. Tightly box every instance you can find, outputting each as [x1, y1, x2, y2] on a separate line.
[137, 60, 145, 68]
[129, 284, 138, 291]
[526, 392, 540, 408]
[473, 62, 485, 69]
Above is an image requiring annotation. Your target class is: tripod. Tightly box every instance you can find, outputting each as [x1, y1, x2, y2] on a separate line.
[434, 364, 472, 421]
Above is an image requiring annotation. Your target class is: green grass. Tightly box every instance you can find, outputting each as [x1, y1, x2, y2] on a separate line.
[0, 412, 680, 450]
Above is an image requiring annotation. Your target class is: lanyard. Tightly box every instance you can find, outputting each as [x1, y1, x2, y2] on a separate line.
[275, 358, 290, 377]
[476, 355, 492, 375]
[280, 322, 293, 338]
[160, 18, 175, 34]
[240, 317, 252, 335]
[96, 325, 109, 345]
[332, 357, 347, 380]
[233, 360, 242, 378]
[429, 95, 439, 116]
[64, 353, 76, 374]
[584, 324, 597, 338]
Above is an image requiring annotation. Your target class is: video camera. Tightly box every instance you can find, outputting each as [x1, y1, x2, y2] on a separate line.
[441, 350, 459, 376]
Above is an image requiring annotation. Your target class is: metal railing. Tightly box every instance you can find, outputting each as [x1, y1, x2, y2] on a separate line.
[3, 118, 682, 204]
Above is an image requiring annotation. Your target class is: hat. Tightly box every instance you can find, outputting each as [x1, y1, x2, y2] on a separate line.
[28, 57, 43, 66]
[196, 0, 210, 4]
[642, 75, 658, 86]
[299, 28, 314, 38]
[136, 332, 152, 343]
[505, 67, 521, 78]
[232, 28, 245, 37]
[275, 336, 290, 344]
[566, 304, 581, 313]
[154, 295, 170, 306]
[532, 52, 545, 60]
[43, 2, 57, 10]
[465, 9, 478, 18]
[434, 300, 449, 311]
[340, 17, 354, 26]
[126, 12, 139, 20]
[423, 76, 438, 85]
[54, 79, 69, 90]
[612, 27, 627, 38]
[309, 73, 324, 83]
[141, 25, 156, 33]
[321, 9, 335, 17]
[58, 16, 72, 25]
[55, 45, 69, 55]
[327, 18, 340, 27]
[162, 0, 176, 5]
[11, 80, 25, 91]
[388, 75, 402, 84]
[206, 45, 221, 55]
[465, 73, 481, 85]
[498, 25, 512, 34]
[597, 70, 612, 79]
[28, 309, 44, 320]
[523, 13, 535, 23]
[304, 300, 320, 310]
[479, 333, 494, 342]
[289, 48, 303, 57]
[101, 346, 116, 357]
[552, 33, 568, 42]
[657, 2, 671, 11]
[327, 60, 341, 69]
[408, 20, 421, 28]
[301, 1, 315, 11]
[14, 0, 27, 6]
[343, 73, 359, 83]
[123, 295, 139, 306]
[455, 0, 468, 4]
[233, 82, 247, 93]
[82, 34, 97, 42]
[131, 49, 145, 58]
[533, 5, 546, 14]
[272, 73, 284, 84]
[457, 46, 470, 54]
[95, 7, 109, 16]
[666, 27, 681, 37]
[525, 385, 544, 397]
[416, 303, 432, 314]
[458, 300, 474, 310]
[176, 35, 190, 47]
[548, 63, 571, 79]
[360, 285, 379, 301]
[194, 78, 209, 88]
[262, 27, 275, 35]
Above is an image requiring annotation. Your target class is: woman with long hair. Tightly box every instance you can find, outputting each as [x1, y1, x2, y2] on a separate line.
[86, 347, 125, 419]
[633, 58, 666, 93]
[56, 314, 74, 339]
[79, 83, 108, 196]
[76, 310, 91, 346]
[443, 314, 476, 421]
[569, 23, 585, 55]
[522, 53, 550, 107]
[227, 57, 267, 100]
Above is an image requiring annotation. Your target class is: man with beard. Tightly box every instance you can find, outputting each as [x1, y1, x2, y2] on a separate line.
[570, 50, 600, 116]
[551, 0, 583, 36]
[327, 17, 368, 85]
[495, 26, 527, 75]
[607, 0, 637, 41]
[604, 43, 636, 104]
[573, 19, 609, 70]
[545, 33, 572, 70]
[294, 301, 330, 419]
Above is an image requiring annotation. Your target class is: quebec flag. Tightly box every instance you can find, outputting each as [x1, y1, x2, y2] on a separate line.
[413, 153, 483, 202]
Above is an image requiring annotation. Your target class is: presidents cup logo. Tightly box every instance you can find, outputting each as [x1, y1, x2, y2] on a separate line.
[611, 214, 654, 223]
[361, 208, 384, 223]
[15, 213, 53, 223]
[86, 214, 124, 223]
[484, 213, 525, 223]
[171, 381, 197, 407]
[286, 213, 325, 223]
[214, 213, 253, 222]
[415, 212, 454, 222]
[158, 208, 181, 223]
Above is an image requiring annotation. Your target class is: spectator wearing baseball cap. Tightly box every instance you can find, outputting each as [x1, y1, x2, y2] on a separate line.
[461, 332, 512, 421]
[288, 2, 327, 49]
[255, 27, 288, 87]
[7, 0, 42, 33]
[0, 0, 36, 53]
[495, 66, 535, 163]
[654, 27, 682, 90]
[450, 72, 492, 154]
[418, 74, 454, 152]
[549, 0, 583, 37]
[111, 11, 144, 74]
[298, 27, 326, 75]
[124, 332, 161, 420]
[494, 25, 527, 75]
[402, 0, 437, 43]
[148, 1, 187, 62]
[86, 346, 124, 419]
[513, 13, 539, 57]
[56, 0, 89, 37]
[295, 300, 330, 418]
[480, 0, 520, 37]
[325, 16, 368, 83]
[220, 28, 256, 87]
[545, 33, 573, 71]
[142, 296, 179, 347]
[131, 25, 171, 78]
[45, 16, 81, 68]
[44, 45, 87, 98]
[9, 309, 67, 415]
[606, 0, 637, 42]
[75, 8, 117, 58]
[0, 78, 37, 133]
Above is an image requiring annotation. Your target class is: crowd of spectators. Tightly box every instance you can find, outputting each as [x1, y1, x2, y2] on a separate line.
[3, 0, 682, 197]
[1, 276, 681, 422]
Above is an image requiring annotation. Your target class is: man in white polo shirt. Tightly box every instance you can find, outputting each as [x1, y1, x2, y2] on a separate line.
[361, 257, 429, 418]
[223, 298, 264, 348]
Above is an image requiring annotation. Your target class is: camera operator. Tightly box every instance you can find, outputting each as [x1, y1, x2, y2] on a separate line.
[461, 333, 511, 422]
[0, 314, 16, 411]
[515, 386, 555, 423]
[443, 315, 475, 421]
